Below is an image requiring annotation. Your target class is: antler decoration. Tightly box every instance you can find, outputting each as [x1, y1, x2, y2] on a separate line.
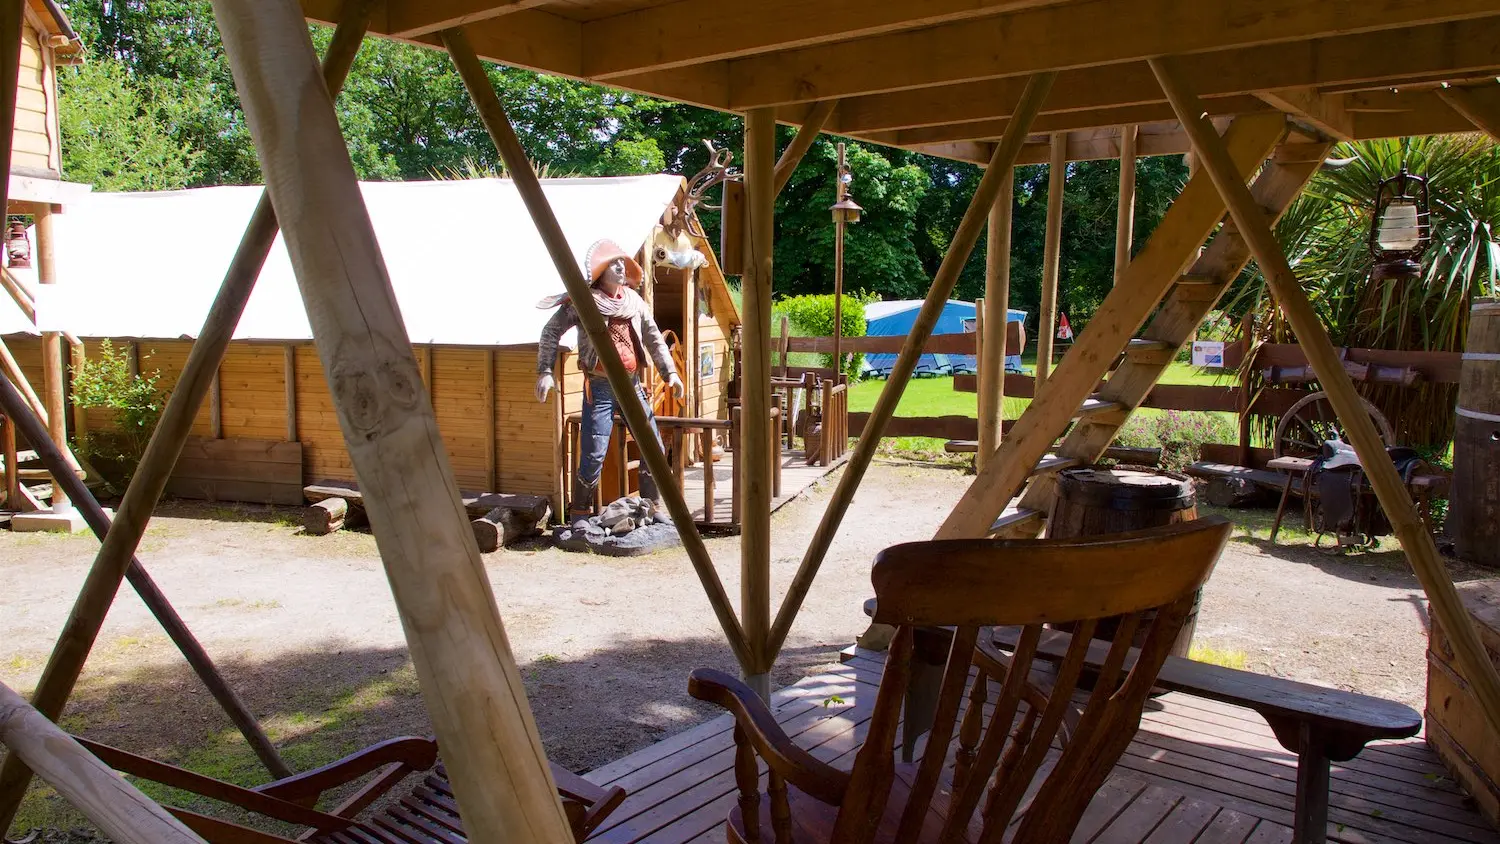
[683, 140, 743, 238]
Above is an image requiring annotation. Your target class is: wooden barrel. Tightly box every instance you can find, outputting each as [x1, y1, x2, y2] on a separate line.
[1452, 299, 1500, 568]
[1049, 466, 1201, 658]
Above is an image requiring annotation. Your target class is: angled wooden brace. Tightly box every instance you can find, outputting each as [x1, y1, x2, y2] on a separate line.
[1153, 56, 1500, 750]
[212, 3, 575, 841]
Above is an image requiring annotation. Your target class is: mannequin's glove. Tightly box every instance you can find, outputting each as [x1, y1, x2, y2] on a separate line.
[535, 372, 554, 403]
[669, 373, 685, 400]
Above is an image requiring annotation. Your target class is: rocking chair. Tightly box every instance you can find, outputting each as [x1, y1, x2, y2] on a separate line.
[75, 734, 625, 843]
[688, 517, 1232, 844]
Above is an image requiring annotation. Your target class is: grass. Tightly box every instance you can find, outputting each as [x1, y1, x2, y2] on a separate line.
[1188, 643, 1249, 669]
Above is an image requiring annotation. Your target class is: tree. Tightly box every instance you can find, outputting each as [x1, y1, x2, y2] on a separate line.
[57, 59, 200, 190]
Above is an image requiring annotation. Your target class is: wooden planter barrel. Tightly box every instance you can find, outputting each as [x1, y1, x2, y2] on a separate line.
[1427, 580, 1500, 826]
[1452, 299, 1500, 568]
[1048, 466, 1201, 658]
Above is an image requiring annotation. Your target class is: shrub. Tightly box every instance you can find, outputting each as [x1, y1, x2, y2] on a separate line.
[1113, 410, 1236, 473]
[71, 339, 169, 485]
[774, 291, 878, 378]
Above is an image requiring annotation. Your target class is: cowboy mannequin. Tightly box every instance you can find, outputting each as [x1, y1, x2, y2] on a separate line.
[537, 238, 684, 524]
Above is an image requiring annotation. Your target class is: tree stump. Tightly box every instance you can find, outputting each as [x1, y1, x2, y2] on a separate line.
[304, 497, 348, 535]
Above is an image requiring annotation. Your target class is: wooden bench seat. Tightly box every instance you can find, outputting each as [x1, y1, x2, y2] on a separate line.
[990, 625, 1421, 843]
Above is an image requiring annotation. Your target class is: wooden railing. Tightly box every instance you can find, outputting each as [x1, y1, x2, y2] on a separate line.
[820, 379, 849, 466]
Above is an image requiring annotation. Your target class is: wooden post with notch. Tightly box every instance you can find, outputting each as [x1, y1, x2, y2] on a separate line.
[978, 167, 1013, 471]
[214, 4, 575, 840]
[766, 73, 1057, 661]
[1153, 57, 1500, 748]
[1036, 133, 1066, 386]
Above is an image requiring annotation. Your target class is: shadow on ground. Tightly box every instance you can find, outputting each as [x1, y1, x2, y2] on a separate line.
[4, 634, 843, 839]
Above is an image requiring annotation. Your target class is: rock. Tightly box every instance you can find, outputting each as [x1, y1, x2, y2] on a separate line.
[554, 522, 683, 557]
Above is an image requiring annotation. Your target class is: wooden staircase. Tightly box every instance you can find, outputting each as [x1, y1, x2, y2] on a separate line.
[940, 117, 1333, 540]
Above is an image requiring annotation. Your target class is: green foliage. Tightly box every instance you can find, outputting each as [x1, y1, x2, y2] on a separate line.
[70, 340, 168, 484]
[1224, 135, 1500, 448]
[774, 291, 877, 376]
[57, 60, 201, 190]
[1113, 410, 1236, 473]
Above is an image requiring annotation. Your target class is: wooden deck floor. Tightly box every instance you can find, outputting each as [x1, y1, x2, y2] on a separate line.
[677, 448, 845, 526]
[583, 648, 1499, 844]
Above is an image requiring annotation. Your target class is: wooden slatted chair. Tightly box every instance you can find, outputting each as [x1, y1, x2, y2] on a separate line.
[75, 734, 625, 843]
[688, 517, 1233, 844]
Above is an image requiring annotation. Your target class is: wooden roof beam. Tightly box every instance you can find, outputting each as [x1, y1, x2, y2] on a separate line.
[581, 0, 1074, 80]
[1436, 82, 1500, 144]
[716, 0, 1500, 109]
[862, 97, 1271, 146]
[1255, 88, 1353, 141]
[776, 17, 1500, 134]
[1349, 90, 1476, 138]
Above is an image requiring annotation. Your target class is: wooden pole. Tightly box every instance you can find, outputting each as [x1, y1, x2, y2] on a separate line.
[484, 348, 496, 491]
[1436, 85, 1500, 145]
[0, 372, 291, 835]
[0, 335, 47, 423]
[0, 681, 207, 844]
[215, 6, 574, 841]
[832, 142, 847, 380]
[208, 366, 223, 439]
[0, 268, 33, 322]
[1036, 133, 1066, 386]
[0, 5, 374, 831]
[441, 28, 753, 672]
[69, 342, 86, 440]
[0, 0, 20, 225]
[1115, 124, 1138, 285]
[772, 99, 838, 198]
[283, 345, 297, 442]
[1153, 56, 1500, 741]
[978, 168, 1013, 472]
[552, 351, 566, 521]
[766, 73, 1056, 661]
[2, 414, 15, 508]
[34, 207, 67, 509]
[742, 106, 777, 699]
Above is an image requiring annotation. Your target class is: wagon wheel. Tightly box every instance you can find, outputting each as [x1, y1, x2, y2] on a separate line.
[1273, 391, 1395, 459]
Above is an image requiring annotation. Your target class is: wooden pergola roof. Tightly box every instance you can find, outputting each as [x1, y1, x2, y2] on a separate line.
[301, 0, 1500, 163]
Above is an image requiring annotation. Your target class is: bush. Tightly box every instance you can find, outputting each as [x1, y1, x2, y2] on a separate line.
[1113, 411, 1236, 473]
[71, 339, 169, 485]
[774, 291, 878, 378]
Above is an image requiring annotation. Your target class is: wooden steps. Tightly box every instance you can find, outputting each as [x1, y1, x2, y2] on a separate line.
[988, 506, 1043, 536]
[1078, 397, 1125, 416]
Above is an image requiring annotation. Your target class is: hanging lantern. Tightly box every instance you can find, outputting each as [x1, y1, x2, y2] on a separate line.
[1368, 167, 1431, 281]
[5, 218, 30, 269]
[830, 195, 864, 224]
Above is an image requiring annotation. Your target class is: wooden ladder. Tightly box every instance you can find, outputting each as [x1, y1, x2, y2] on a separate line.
[973, 129, 1334, 539]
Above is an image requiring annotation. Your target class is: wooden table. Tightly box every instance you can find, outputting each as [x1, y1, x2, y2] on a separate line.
[1267, 455, 1315, 543]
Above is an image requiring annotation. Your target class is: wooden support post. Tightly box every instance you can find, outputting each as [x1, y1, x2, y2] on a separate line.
[772, 99, 837, 198]
[1115, 124, 1138, 285]
[978, 168, 1013, 472]
[778, 314, 790, 380]
[703, 426, 716, 523]
[214, 6, 573, 842]
[0, 681, 207, 844]
[442, 27, 753, 673]
[0, 0, 19, 225]
[484, 348, 497, 491]
[552, 352, 566, 521]
[0, 336, 47, 425]
[2, 414, 15, 508]
[832, 141, 848, 378]
[1436, 84, 1500, 145]
[0, 268, 33, 322]
[937, 113, 1286, 541]
[209, 367, 223, 439]
[1153, 56, 1500, 741]
[1238, 313, 1254, 467]
[69, 342, 86, 440]
[1036, 133, 1066, 386]
[730, 406, 741, 525]
[125, 340, 138, 378]
[283, 345, 297, 442]
[742, 105, 777, 698]
[35, 207, 67, 509]
[0, 9, 373, 828]
[766, 73, 1057, 661]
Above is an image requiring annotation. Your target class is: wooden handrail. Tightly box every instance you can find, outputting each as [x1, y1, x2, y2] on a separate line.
[0, 681, 206, 843]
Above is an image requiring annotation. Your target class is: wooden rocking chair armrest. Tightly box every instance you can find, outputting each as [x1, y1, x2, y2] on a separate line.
[254, 736, 438, 805]
[688, 668, 849, 805]
[974, 637, 1052, 713]
[75, 737, 354, 834]
[551, 765, 628, 841]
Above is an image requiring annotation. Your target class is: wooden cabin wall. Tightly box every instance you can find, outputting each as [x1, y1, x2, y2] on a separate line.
[14, 12, 58, 175]
[697, 307, 731, 420]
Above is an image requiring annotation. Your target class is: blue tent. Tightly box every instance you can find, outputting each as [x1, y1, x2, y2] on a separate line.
[861, 300, 1026, 377]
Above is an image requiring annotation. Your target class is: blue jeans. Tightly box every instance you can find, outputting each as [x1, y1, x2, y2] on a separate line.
[574, 375, 663, 511]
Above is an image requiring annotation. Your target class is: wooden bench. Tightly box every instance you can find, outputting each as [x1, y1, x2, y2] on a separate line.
[990, 625, 1421, 844]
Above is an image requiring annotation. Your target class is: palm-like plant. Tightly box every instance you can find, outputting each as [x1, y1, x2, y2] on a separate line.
[1226, 134, 1500, 448]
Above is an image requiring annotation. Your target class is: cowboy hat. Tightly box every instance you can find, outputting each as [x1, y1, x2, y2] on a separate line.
[584, 238, 643, 286]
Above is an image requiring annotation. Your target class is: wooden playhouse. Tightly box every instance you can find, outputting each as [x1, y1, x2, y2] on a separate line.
[0, 175, 740, 517]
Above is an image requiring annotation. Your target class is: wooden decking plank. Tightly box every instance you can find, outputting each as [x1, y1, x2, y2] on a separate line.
[1192, 809, 1261, 844]
[1244, 821, 1296, 844]
[1093, 785, 1184, 844]
[1144, 796, 1223, 844]
[1119, 734, 1496, 842]
[1129, 723, 1481, 818]
[1073, 775, 1152, 843]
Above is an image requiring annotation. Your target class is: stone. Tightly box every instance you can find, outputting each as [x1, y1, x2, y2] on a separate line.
[553, 495, 682, 556]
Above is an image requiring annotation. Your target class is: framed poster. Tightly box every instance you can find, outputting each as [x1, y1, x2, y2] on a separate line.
[699, 342, 715, 381]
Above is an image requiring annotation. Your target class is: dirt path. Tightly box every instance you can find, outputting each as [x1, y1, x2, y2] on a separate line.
[0, 462, 1481, 834]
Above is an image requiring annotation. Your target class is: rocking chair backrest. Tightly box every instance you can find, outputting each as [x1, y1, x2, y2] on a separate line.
[842, 517, 1232, 844]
